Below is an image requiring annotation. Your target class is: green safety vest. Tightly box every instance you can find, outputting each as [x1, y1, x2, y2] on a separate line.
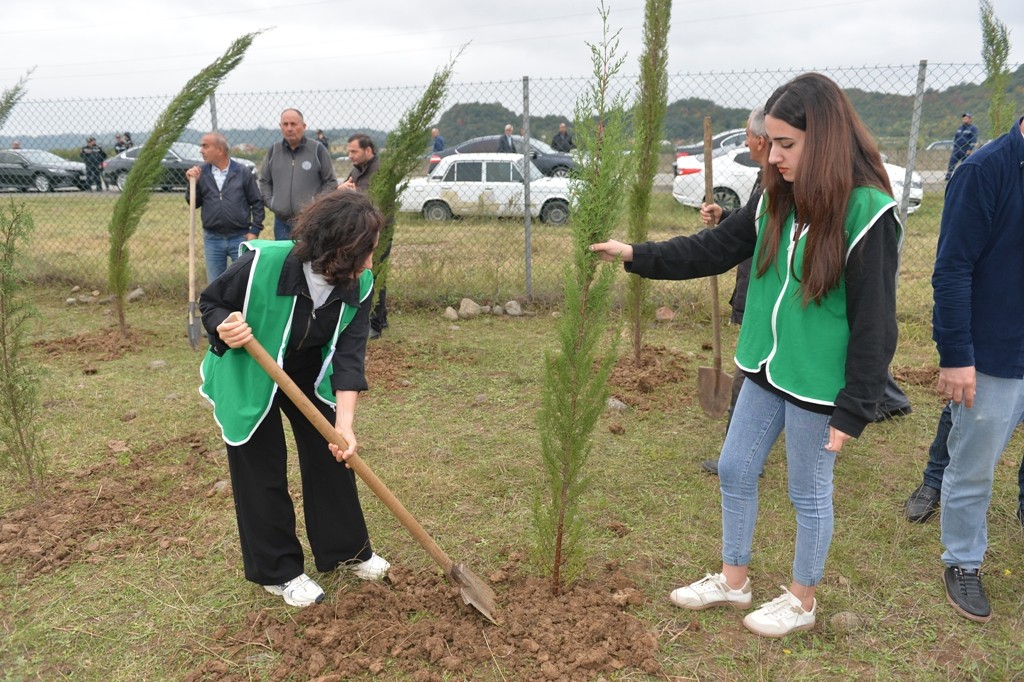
[199, 240, 373, 445]
[734, 187, 901, 405]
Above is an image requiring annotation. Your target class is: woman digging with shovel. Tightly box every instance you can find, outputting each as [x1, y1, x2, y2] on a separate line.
[590, 72, 901, 637]
[199, 190, 390, 607]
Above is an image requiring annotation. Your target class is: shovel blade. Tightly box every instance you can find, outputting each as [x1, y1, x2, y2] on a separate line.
[698, 366, 733, 419]
[187, 301, 202, 350]
[449, 562, 499, 624]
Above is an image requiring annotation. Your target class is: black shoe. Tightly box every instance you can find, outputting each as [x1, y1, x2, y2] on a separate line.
[904, 484, 940, 523]
[700, 459, 719, 475]
[368, 327, 381, 341]
[943, 566, 992, 622]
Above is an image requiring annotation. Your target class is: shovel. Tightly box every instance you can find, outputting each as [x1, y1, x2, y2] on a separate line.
[697, 116, 733, 419]
[187, 175, 202, 350]
[243, 335, 499, 624]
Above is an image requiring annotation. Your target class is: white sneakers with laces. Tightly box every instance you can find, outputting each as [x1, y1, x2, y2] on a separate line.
[742, 586, 816, 637]
[263, 573, 325, 607]
[347, 552, 391, 581]
[670, 573, 752, 610]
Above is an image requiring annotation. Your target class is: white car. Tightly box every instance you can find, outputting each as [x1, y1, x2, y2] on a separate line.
[672, 147, 923, 215]
[399, 153, 571, 224]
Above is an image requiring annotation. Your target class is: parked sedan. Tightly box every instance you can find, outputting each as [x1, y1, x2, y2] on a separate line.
[672, 128, 747, 175]
[429, 135, 575, 178]
[101, 142, 256, 191]
[0, 149, 87, 192]
[672, 147, 924, 214]
[400, 153, 572, 224]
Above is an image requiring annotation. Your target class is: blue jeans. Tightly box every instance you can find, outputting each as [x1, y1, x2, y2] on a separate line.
[921, 402, 1024, 506]
[719, 380, 836, 587]
[941, 371, 1024, 569]
[273, 215, 293, 241]
[203, 231, 247, 283]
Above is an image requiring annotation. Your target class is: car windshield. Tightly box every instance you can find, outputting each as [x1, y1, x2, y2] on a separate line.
[170, 142, 202, 161]
[17, 150, 70, 165]
[515, 158, 543, 181]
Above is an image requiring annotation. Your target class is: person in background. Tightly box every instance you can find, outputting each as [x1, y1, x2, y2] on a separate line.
[10, 140, 20, 150]
[340, 133, 388, 340]
[185, 132, 265, 282]
[114, 133, 129, 154]
[259, 108, 337, 240]
[930, 113, 1024, 623]
[316, 129, 330, 148]
[79, 136, 107, 191]
[123, 132, 133, 147]
[199, 190, 390, 608]
[945, 113, 979, 181]
[551, 122, 576, 152]
[431, 128, 445, 152]
[497, 124, 516, 153]
[591, 73, 901, 638]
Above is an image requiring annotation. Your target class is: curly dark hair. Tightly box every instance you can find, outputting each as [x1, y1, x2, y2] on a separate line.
[290, 190, 383, 284]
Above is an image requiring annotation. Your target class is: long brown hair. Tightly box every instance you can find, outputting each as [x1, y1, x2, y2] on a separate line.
[291, 190, 382, 285]
[759, 73, 892, 304]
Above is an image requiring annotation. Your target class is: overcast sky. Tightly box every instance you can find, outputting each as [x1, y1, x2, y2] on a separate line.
[3, 0, 1023, 101]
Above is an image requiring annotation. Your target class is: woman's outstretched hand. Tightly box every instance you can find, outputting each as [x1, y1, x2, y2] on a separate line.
[589, 240, 634, 263]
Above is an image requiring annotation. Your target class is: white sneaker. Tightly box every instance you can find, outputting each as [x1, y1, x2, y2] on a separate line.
[263, 573, 324, 607]
[742, 587, 816, 637]
[670, 573, 752, 610]
[347, 552, 390, 581]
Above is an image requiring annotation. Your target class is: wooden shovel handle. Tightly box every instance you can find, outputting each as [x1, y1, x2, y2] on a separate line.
[188, 175, 197, 303]
[703, 117, 723, 373]
[243, 336, 456, 574]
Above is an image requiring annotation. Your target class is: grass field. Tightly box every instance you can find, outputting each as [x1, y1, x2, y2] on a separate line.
[1, 254, 1022, 679]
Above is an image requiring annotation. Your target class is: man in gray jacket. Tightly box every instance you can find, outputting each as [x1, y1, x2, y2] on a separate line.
[259, 108, 337, 239]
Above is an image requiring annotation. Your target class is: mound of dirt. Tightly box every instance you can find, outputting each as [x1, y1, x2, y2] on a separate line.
[187, 563, 661, 681]
[610, 344, 694, 411]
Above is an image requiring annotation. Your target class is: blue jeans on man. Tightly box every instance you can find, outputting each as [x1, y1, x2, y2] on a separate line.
[204, 231, 247, 283]
[719, 380, 836, 587]
[273, 215, 293, 241]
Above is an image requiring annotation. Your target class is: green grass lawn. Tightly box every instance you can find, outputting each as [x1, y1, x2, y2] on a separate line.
[1, 280, 1022, 680]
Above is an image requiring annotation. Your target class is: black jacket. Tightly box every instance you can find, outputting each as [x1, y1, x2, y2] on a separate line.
[185, 160, 265, 236]
[199, 248, 371, 393]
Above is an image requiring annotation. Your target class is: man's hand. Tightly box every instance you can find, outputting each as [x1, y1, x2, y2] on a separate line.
[700, 202, 723, 226]
[589, 240, 633, 262]
[338, 178, 356, 191]
[185, 166, 202, 180]
[938, 366, 976, 408]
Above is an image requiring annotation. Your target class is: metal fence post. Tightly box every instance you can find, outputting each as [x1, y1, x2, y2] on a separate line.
[900, 60, 927, 225]
[522, 76, 532, 299]
[209, 92, 219, 132]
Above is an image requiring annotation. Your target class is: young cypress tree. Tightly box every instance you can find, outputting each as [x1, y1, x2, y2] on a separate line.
[533, 4, 630, 595]
[107, 32, 262, 335]
[980, 0, 1013, 135]
[368, 51, 461, 306]
[625, 0, 672, 364]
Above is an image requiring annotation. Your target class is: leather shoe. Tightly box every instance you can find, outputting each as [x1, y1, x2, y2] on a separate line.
[368, 327, 381, 341]
[903, 483, 940, 523]
[943, 566, 992, 622]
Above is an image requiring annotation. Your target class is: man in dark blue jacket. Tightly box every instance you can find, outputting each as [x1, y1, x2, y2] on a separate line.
[931, 115, 1024, 624]
[945, 113, 979, 180]
[185, 132, 265, 282]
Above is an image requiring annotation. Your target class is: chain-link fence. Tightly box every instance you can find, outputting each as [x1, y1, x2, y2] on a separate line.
[0, 63, 1017, 324]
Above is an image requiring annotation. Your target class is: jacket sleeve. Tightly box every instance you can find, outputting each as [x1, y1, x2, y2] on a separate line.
[626, 191, 758, 281]
[330, 284, 372, 393]
[830, 209, 901, 437]
[198, 250, 257, 355]
[243, 167, 265, 234]
[317, 143, 338, 195]
[258, 145, 273, 208]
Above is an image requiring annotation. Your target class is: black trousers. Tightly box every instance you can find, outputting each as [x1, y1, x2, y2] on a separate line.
[370, 240, 392, 332]
[225, 376, 373, 585]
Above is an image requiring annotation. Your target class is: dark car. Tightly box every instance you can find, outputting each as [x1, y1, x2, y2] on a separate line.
[101, 142, 256, 191]
[429, 135, 575, 178]
[0, 149, 88, 192]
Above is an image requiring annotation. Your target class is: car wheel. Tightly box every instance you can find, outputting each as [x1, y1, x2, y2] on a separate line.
[549, 166, 571, 178]
[423, 201, 453, 222]
[33, 174, 52, 193]
[713, 187, 741, 212]
[540, 200, 570, 225]
[115, 172, 130, 191]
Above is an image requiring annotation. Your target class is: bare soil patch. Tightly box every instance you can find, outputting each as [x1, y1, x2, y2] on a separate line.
[610, 344, 694, 412]
[33, 327, 155, 362]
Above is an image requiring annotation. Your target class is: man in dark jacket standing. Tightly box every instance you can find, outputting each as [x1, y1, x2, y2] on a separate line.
[259, 108, 337, 240]
[945, 113, 979, 180]
[551, 123, 575, 152]
[185, 132, 265, 282]
[79, 137, 106, 191]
